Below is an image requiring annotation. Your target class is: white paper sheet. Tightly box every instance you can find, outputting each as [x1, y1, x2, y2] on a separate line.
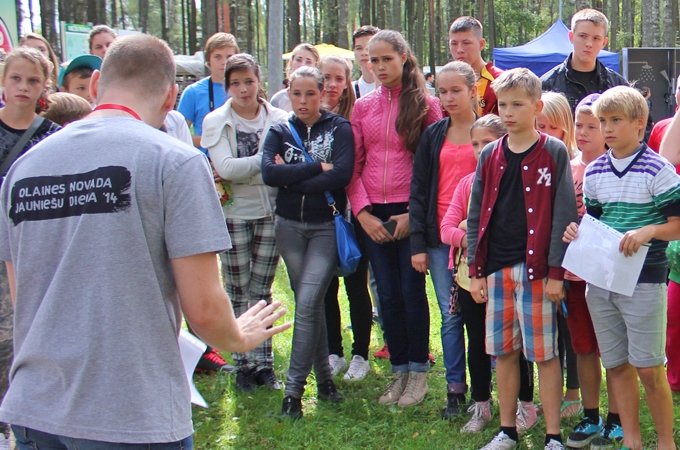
[562, 214, 648, 296]
[178, 329, 208, 408]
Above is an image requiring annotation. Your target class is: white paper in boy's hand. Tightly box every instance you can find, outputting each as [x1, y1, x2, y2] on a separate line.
[178, 329, 208, 408]
[562, 214, 648, 297]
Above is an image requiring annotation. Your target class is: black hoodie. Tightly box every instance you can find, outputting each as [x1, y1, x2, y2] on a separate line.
[261, 111, 354, 223]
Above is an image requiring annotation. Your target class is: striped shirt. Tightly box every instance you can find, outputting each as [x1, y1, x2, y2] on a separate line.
[584, 144, 680, 282]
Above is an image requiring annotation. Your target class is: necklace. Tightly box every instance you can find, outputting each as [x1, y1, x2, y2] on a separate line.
[93, 104, 142, 120]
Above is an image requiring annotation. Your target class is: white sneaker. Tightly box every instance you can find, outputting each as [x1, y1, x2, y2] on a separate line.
[480, 431, 517, 450]
[516, 400, 539, 432]
[544, 439, 564, 450]
[343, 355, 370, 381]
[328, 354, 347, 377]
[460, 400, 492, 433]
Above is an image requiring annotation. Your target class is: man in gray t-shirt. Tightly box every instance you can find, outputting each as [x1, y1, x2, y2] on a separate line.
[0, 35, 288, 448]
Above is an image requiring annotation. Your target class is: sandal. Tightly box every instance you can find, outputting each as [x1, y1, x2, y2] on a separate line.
[560, 399, 583, 419]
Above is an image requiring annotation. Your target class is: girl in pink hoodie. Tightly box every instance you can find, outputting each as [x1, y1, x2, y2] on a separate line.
[347, 29, 442, 408]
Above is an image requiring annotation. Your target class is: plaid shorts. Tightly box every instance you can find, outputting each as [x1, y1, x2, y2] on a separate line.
[485, 262, 558, 362]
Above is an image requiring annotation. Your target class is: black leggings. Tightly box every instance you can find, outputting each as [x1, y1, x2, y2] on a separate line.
[557, 312, 579, 390]
[324, 251, 373, 360]
[458, 287, 535, 402]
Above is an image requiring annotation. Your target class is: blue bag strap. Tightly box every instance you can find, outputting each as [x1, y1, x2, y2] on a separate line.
[286, 120, 338, 214]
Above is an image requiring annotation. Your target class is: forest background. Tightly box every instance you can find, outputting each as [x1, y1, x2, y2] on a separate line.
[11, 0, 680, 91]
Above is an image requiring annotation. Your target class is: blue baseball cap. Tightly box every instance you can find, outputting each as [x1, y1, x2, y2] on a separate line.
[58, 54, 102, 88]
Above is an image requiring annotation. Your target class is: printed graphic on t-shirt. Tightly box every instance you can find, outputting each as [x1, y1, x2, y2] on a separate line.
[9, 166, 132, 225]
[284, 126, 337, 164]
[236, 130, 262, 158]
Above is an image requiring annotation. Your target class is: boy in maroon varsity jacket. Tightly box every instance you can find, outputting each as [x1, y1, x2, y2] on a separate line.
[467, 68, 577, 450]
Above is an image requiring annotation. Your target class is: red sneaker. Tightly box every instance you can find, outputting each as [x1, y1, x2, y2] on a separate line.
[374, 344, 390, 359]
[195, 348, 229, 373]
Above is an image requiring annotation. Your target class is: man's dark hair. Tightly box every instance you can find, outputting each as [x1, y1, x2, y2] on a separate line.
[63, 67, 95, 89]
[352, 25, 380, 47]
[449, 16, 483, 37]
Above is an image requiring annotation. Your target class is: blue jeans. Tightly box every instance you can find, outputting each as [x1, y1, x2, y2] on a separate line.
[427, 245, 467, 393]
[12, 426, 192, 450]
[275, 216, 337, 397]
[360, 203, 429, 373]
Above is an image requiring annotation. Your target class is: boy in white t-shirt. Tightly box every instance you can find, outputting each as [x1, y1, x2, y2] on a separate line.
[351, 25, 380, 99]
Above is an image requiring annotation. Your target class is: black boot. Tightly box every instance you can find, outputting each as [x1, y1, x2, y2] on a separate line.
[281, 396, 303, 419]
[317, 379, 342, 402]
[235, 367, 256, 393]
[441, 392, 466, 419]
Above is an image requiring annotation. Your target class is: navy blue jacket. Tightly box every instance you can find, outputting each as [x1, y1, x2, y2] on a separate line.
[262, 111, 354, 223]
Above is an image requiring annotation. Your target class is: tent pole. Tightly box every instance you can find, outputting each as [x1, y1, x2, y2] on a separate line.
[558, 0, 563, 21]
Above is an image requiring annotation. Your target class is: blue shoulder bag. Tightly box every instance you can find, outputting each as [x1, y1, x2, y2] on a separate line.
[286, 120, 361, 276]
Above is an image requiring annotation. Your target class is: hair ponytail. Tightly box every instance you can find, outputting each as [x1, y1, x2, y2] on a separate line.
[370, 30, 429, 153]
[397, 53, 428, 152]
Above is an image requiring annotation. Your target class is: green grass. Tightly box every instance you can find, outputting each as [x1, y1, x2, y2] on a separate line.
[193, 264, 680, 449]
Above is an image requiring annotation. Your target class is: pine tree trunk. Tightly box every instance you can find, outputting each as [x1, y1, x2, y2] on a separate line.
[642, 0, 660, 46]
[338, 0, 348, 48]
[138, 0, 149, 33]
[313, 0, 321, 43]
[391, 0, 401, 31]
[414, 0, 424, 62]
[575, 0, 590, 10]
[488, 0, 496, 53]
[404, 0, 414, 47]
[476, 0, 485, 23]
[111, 0, 118, 28]
[231, 0, 248, 48]
[609, 0, 619, 50]
[202, 0, 218, 44]
[160, 0, 168, 42]
[188, 0, 198, 53]
[323, 0, 338, 44]
[39, 0, 59, 54]
[428, 0, 436, 74]
[623, 0, 633, 47]
[360, 0, 370, 26]
[28, 0, 35, 32]
[268, 0, 284, 95]
[286, 0, 300, 51]
[87, 0, 97, 23]
[662, 0, 676, 46]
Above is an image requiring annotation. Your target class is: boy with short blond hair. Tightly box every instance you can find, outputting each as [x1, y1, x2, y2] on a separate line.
[564, 85, 680, 450]
[541, 8, 627, 112]
[468, 68, 577, 450]
[563, 93, 623, 449]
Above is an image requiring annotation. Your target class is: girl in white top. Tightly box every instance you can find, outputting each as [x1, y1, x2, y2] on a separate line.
[270, 43, 320, 112]
[201, 54, 288, 391]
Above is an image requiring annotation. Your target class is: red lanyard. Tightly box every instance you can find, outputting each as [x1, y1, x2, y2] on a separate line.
[93, 103, 142, 121]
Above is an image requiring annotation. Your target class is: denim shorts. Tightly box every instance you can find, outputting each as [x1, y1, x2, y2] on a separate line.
[12, 426, 193, 450]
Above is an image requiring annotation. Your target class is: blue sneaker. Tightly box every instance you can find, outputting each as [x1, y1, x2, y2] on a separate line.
[589, 422, 623, 450]
[566, 416, 603, 448]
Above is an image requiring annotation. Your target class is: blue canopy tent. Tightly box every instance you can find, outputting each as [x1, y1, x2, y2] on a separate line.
[492, 20, 619, 77]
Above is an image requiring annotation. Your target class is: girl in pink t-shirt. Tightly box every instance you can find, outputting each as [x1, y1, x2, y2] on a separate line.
[409, 61, 477, 418]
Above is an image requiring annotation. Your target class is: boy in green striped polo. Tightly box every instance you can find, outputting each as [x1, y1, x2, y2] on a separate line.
[563, 85, 680, 450]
